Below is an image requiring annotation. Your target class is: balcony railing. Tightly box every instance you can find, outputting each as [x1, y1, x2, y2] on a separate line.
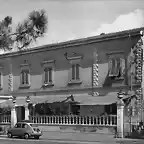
[29, 115, 117, 126]
[0, 115, 11, 124]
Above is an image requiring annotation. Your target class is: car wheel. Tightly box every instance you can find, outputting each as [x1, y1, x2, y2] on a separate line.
[24, 133, 29, 139]
[34, 136, 40, 139]
[7, 132, 12, 138]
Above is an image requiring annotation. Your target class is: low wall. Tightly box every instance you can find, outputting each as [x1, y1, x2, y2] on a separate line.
[0, 124, 10, 135]
[38, 125, 116, 136]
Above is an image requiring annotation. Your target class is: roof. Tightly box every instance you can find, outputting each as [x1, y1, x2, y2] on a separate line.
[0, 27, 143, 59]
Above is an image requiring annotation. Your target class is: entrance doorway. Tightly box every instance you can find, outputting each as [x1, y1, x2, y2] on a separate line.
[16, 106, 25, 122]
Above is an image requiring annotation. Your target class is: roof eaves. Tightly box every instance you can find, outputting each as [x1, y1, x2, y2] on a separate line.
[0, 27, 143, 59]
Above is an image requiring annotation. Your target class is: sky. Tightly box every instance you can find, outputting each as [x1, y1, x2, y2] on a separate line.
[0, 0, 144, 49]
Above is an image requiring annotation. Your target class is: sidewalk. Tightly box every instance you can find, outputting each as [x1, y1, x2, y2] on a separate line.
[41, 131, 144, 143]
[42, 131, 114, 142]
[1, 131, 144, 143]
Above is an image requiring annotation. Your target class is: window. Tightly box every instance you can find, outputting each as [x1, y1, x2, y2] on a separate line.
[108, 55, 125, 79]
[44, 67, 53, 83]
[22, 124, 28, 128]
[15, 123, 21, 128]
[41, 60, 55, 87]
[20, 69, 30, 86]
[67, 55, 82, 85]
[21, 69, 30, 85]
[72, 64, 80, 80]
[20, 61, 30, 88]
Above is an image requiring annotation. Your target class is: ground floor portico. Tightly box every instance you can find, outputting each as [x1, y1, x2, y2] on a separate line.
[0, 85, 142, 138]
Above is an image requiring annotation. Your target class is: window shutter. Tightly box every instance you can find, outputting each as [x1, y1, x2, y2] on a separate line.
[114, 58, 120, 77]
[72, 64, 75, 80]
[76, 64, 79, 80]
[108, 58, 114, 76]
[120, 58, 125, 77]
[21, 71, 25, 84]
[49, 68, 52, 82]
[25, 71, 29, 84]
[44, 68, 48, 83]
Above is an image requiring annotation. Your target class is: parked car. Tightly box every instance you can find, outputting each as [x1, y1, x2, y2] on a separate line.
[7, 120, 42, 139]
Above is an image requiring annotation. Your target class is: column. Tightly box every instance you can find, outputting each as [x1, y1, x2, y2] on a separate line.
[25, 104, 29, 120]
[11, 97, 17, 127]
[117, 99, 124, 138]
[141, 34, 144, 121]
[92, 51, 99, 96]
[8, 63, 13, 92]
[134, 34, 144, 121]
[25, 96, 30, 120]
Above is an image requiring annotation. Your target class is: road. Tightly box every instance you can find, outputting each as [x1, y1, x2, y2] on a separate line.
[0, 137, 104, 144]
[0, 137, 144, 144]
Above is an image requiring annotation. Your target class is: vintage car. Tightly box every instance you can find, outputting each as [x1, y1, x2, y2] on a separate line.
[7, 120, 42, 139]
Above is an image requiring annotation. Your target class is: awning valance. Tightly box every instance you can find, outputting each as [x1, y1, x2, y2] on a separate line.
[77, 92, 118, 105]
[0, 91, 131, 107]
[0, 95, 73, 108]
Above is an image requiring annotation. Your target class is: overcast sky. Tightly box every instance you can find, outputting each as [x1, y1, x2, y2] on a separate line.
[0, 0, 144, 48]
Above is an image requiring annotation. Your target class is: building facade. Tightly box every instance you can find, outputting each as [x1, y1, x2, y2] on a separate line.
[0, 27, 144, 121]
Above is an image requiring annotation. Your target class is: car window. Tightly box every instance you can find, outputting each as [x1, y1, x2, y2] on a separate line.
[15, 123, 21, 128]
[30, 124, 38, 127]
[22, 124, 28, 128]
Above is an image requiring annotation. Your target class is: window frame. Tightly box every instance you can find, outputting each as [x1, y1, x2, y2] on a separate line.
[72, 63, 80, 81]
[41, 60, 55, 87]
[15, 123, 21, 128]
[107, 52, 125, 80]
[19, 63, 31, 88]
[67, 55, 82, 85]
[43, 67, 53, 84]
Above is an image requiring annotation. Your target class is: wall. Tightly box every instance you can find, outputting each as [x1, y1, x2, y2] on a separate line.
[0, 45, 93, 93]
[0, 35, 140, 95]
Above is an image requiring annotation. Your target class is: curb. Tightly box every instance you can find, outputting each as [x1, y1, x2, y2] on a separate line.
[0, 134, 144, 143]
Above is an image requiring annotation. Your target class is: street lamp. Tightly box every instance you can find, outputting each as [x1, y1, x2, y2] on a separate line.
[26, 96, 30, 104]
[117, 89, 125, 100]
[12, 96, 16, 104]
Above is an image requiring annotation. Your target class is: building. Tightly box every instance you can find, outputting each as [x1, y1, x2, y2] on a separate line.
[0, 27, 144, 123]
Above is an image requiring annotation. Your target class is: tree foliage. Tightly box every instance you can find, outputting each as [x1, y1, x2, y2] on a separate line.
[0, 9, 48, 51]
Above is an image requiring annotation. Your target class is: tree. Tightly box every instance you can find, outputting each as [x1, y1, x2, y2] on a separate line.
[0, 9, 48, 51]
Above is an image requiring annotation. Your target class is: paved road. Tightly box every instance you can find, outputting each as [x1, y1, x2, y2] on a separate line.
[0, 137, 105, 144]
[0, 137, 144, 144]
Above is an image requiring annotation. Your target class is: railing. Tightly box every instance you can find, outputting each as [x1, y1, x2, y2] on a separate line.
[0, 115, 11, 124]
[29, 115, 117, 126]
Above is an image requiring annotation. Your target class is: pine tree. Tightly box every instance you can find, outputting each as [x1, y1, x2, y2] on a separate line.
[0, 9, 48, 51]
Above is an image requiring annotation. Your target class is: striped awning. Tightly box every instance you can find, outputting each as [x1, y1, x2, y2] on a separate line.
[0, 91, 131, 107]
[76, 92, 118, 105]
